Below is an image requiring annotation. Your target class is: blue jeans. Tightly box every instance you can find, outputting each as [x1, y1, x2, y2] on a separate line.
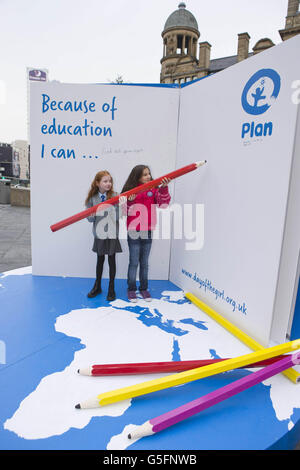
[127, 231, 152, 291]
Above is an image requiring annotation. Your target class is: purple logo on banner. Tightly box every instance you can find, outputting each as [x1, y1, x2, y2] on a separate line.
[28, 70, 47, 82]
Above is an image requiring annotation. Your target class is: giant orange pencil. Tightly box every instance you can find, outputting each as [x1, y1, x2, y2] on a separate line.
[50, 160, 207, 232]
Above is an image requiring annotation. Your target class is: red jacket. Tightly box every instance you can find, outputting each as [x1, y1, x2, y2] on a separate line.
[125, 185, 171, 231]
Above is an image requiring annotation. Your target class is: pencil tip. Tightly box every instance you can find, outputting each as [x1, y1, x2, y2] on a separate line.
[128, 434, 131, 439]
[77, 369, 80, 373]
[75, 404, 81, 409]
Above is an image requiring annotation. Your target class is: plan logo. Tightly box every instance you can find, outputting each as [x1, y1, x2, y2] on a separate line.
[241, 69, 281, 141]
[242, 69, 281, 115]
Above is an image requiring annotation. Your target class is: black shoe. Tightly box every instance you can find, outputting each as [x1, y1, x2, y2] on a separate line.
[87, 280, 102, 298]
[106, 281, 116, 301]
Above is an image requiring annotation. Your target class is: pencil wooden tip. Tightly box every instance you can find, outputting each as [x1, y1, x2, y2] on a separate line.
[127, 421, 154, 439]
[195, 160, 207, 167]
[77, 367, 92, 376]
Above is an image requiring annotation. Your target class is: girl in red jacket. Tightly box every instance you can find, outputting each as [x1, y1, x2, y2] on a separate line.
[121, 165, 171, 302]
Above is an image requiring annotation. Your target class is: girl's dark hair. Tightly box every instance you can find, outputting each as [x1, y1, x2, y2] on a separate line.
[121, 165, 152, 193]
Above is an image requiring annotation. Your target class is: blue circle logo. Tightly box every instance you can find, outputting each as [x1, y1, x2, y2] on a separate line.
[147, 191, 153, 197]
[241, 69, 281, 115]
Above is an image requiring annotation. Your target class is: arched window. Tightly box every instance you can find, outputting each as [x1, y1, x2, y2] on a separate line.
[163, 39, 167, 57]
[176, 35, 183, 54]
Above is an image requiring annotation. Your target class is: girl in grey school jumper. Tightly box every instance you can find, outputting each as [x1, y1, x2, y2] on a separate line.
[85, 170, 122, 301]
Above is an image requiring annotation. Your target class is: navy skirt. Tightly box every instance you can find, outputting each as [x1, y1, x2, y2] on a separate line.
[92, 238, 122, 256]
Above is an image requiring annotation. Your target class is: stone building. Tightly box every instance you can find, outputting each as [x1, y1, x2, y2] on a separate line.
[11, 140, 30, 180]
[280, 0, 300, 40]
[160, 1, 300, 84]
[0, 143, 13, 178]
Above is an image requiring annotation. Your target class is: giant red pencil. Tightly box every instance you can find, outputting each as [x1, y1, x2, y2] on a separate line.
[50, 160, 207, 232]
[77, 355, 289, 376]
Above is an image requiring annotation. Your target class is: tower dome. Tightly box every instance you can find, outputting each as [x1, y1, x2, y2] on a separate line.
[163, 3, 199, 34]
[160, 3, 200, 85]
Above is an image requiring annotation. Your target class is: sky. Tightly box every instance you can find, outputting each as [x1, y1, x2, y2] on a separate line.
[0, 0, 290, 142]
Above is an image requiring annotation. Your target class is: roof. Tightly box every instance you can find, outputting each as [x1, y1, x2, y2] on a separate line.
[209, 53, 254, 72]
[163, 3, 199, 33]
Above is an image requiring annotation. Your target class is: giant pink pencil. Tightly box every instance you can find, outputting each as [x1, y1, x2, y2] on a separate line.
[50, 160, 206, 232]
[128, 351, 300, 439]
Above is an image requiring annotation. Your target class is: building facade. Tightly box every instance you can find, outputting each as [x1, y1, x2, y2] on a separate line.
[160, 1, 300, 84]
[11, 140, 30, 180]
[279, 0, 300, 40]
[0, 143, 13, 178]
[0, 141, 29, 180]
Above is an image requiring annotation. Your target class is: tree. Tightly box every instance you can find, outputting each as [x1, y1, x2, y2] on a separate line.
[109, 75, 125, 84]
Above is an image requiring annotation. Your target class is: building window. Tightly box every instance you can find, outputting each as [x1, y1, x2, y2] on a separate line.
[176, 35, 183, 54]
[185, 36, 191, 55]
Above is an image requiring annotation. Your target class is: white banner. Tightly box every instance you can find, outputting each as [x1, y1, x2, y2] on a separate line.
[170, 35, 300, 346]
[30, 83, 179, 279]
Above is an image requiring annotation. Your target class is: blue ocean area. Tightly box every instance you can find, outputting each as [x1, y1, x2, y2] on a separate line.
[0, 273, 299, 450]
[179, 318, 207, 330]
